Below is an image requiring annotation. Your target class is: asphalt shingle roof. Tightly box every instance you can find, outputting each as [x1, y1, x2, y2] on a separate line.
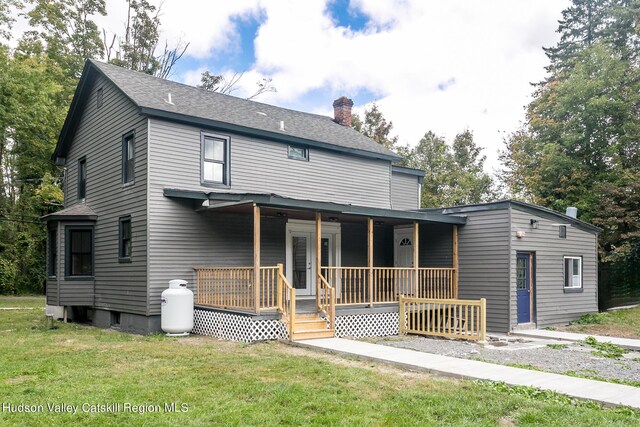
[89, 60, 399, 160]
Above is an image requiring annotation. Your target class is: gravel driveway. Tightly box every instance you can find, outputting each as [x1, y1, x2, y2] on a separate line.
[367, 335, 640, 385]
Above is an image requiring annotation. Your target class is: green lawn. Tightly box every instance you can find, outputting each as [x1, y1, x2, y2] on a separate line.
[558, 305, 640, 339]
[0, 298, 639, 426]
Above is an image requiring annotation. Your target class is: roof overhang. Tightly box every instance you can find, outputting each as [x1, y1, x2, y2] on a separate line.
[435, 200, 601, 234]
[164, 189, 466, 225]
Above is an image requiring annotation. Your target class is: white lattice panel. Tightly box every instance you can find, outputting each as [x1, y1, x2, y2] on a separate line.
[193, 309, 287, 342]
[335, 312, 400, 338]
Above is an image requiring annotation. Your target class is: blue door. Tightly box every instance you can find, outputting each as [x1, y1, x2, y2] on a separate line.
[516, 253, 531, 323]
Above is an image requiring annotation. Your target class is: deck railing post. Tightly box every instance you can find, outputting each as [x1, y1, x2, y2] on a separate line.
[413, 222, 419, 297]
[480, 297, 487, 341]
[316, 212, 322, 310]
[399, 295, 406, 334]
[290, 289, 296, 337]
[453, 225, 459, 299]
[254, 204, 261, 313]
[277, 263, 283, 313]
[368, 217, 374, 306]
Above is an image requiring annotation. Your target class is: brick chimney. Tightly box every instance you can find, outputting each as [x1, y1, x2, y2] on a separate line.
[333, 96, 354, 126]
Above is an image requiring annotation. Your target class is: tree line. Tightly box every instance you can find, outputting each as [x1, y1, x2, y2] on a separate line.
[0, 0, 638, 303]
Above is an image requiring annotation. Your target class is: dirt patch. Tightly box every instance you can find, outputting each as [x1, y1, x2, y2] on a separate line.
[5, 375, 33, 384]
[556, 324, 640, 339]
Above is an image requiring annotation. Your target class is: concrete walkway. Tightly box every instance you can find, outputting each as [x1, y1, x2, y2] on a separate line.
[511, 329, 640, 351]
[296, 337, 640, 409]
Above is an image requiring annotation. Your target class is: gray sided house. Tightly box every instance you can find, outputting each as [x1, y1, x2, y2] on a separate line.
[44, 60, 599, 339]
[437, 201, 601, 332]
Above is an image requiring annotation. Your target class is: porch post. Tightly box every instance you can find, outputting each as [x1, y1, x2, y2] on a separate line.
[253, 204, 261, 313]
[368, 217, 374, 306]
[453, 225, 459, 299]
[413, 222, 419, 297]
[315, 212, 322, 309]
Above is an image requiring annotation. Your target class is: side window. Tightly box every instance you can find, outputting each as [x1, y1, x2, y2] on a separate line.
[48, 228, 57, 276]
[564, 256, 582, 289]
[559, 225, 567, 238]
[123, 131, 135, 184]
[119, 216, 132, 261]
[78, 158, 86, 200]
[67, 228, 93, 276]
[201, 133, 229, 186]
[287, 145, 308, 161]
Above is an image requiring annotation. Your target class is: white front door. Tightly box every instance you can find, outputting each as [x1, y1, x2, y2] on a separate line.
[394, 228, 414, 267]
[290, 232, 312, 295]
[286, 220, 341, 297]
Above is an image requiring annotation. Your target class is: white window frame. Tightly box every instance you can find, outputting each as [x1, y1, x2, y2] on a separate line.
[563, 256, 582, 289]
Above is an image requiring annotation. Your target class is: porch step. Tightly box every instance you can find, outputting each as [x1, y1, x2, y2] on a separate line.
[289, 312, 335, 341]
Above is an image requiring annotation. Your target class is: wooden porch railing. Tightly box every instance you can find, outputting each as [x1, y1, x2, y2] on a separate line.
[320, 267, 457, 305]
[277, 263, 295, 337]
[400, 296, 486, 341]
[195, 266, 279, 312]
[317, 274, 336, 330]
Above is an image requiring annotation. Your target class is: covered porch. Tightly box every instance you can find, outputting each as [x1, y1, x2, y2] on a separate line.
[165, 190, 466, 339]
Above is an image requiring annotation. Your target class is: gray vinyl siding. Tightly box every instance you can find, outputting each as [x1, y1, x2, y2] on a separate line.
[45, 225, 59, 305]
[456, 209, 511, 332]
[148, 119, 392, 208]
[420, 224, 453, 267]
[509, 207, 598, 328]
[340, 223, 394, 267]
[391, 172, 419, 210]
[146, 200, 286, 315]
[62, 75, 148, 314]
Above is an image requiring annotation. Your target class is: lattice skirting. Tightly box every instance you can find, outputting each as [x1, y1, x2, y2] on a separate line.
[335, 312, 401, 338]
[193, 309, 288, 342]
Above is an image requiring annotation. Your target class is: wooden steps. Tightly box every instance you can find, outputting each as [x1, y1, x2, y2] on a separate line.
[290, 312, 335, 341]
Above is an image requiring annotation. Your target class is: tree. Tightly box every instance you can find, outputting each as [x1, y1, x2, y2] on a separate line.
[351, 103, 399, 149]
[105, 0, 188, 78]
[0, 49, 67, 294]
[198, 70, 276, 100]
[399, 130, 494, 208]
[20, 0, 106, 79]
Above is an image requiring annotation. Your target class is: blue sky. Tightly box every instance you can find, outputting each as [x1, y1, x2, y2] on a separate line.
[89, 1, 569, 171]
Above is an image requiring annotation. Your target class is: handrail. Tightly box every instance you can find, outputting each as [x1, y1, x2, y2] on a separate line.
[317, 274, 336, 330]
[277, 263, 295, 337]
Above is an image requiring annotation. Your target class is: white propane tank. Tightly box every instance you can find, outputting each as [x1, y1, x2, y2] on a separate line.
[161, 279, 194, 336]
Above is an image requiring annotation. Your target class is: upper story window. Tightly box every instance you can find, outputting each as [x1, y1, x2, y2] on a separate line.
[288, 145, 308, 161]
[67, 228, 93, 277]
[564, 256, 582, 289]
[78, 158, 86, 200]
[123, 131, 135, 184]
[119, 216, 132, 262]
[96, 87, 103, 109]
[201, 133, 230, 186]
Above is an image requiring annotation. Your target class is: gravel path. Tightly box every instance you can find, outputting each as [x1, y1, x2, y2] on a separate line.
[368, 335, 640, 385]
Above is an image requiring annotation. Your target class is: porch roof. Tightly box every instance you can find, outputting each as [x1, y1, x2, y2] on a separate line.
[164, 188, 467, 225]
[41, 203, 98, 222]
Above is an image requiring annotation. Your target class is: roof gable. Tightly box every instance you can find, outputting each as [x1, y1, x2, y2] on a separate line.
[54, 60, 400, 162]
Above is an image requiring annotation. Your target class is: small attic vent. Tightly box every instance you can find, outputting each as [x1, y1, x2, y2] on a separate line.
[164, 93, 174, 105]
[256, 111, 267, 116]
[279, 121, 285, 131]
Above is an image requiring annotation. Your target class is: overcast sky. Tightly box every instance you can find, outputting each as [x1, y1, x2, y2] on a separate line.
[14, 0, 569, 172]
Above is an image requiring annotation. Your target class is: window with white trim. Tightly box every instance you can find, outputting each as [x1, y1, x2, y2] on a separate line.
[564, 256, 582, 289]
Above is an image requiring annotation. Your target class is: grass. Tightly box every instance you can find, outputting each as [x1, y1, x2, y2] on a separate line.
[1, 299, 640, 426]
[559, 306, 640, 339]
